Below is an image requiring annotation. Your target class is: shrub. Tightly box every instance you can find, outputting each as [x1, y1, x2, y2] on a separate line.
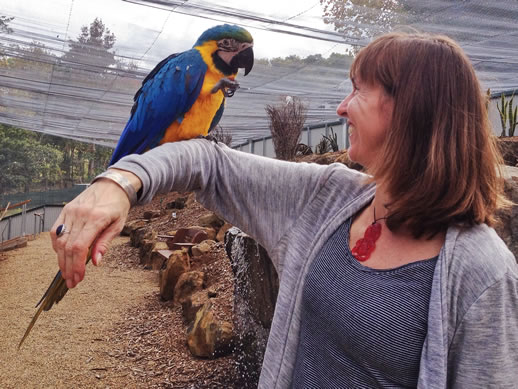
[266, 96, 307, 160]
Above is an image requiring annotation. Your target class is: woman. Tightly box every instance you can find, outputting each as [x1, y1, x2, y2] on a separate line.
[52, 33, 518, 388]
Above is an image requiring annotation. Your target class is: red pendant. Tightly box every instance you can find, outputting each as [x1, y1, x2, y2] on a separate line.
[351, 222, 382, 261]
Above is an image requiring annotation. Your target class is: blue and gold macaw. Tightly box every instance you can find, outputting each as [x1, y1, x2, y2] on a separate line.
[109, 23, 254, 165]
[18, 24, 253, 349]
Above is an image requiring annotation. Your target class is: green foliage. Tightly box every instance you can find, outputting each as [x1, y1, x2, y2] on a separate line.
[315, 128, 339, 154]
[497, 92, 518, 137]
[258, 51, 354, 68]
[0, 124, 112, 194]
[315, 137, 331, 154]
[0, 125, 62, 194]
[0, 41, 55, 73]
[295, 143, 313, 156]
[61, 18, 117, 72]
[324, 128, 339, 152]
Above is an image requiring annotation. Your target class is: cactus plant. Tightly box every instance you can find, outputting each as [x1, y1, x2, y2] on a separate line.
[323, 128, 339, 152]
[508, 95, 517, 137]
[497, 92, 517, 137]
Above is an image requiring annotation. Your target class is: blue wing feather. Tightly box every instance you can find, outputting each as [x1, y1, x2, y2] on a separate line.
[208, 99, 225, 133]
[110, 49, 207, 165]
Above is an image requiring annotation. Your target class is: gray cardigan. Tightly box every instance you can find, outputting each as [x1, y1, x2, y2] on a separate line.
[114, 139, 518, 389]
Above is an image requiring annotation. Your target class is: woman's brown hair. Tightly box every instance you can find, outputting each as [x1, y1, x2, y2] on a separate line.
[350, 32, 508, 238]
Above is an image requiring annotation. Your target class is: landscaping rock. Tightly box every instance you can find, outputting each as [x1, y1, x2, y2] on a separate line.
[192, 240, 216, 257]
[146, 242, 170, 270]
[143, 209, 161, 219]
[173, 271, 205, 304]
[198, 212, 225, 230]
[166, 197, 186, 210]
[159, 249, 190, 301]
[216, 222, 232, 242]
[121, 219, 148, 236]
[187, 302, 234, 358]
[181, 290, 210, 324]
[130, 226, 156, 248]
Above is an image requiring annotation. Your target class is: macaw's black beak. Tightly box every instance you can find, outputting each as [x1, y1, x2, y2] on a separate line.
[231, 47, 254, 76]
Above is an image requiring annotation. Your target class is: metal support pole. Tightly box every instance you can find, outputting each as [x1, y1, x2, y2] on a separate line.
[21, 203, 26, 237]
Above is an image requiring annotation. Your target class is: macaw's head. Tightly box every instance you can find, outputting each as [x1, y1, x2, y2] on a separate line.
[194, 24, 254, 76]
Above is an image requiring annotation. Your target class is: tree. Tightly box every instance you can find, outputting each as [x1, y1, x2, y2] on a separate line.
[62, 18, 117, 72]
[0, 16, 13, 34]
[0, 125, 62, 194]
[320, 0, 406, 39]
[0, 41, 55, 73]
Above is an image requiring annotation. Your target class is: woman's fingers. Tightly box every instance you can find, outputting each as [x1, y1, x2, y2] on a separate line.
[50, 178, 132, 288]
[91, 219, 126, 266]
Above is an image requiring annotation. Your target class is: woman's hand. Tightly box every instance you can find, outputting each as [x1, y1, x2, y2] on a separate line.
[50, 169, 142, 289]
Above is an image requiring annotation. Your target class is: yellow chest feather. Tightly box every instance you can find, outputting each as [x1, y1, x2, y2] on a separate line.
[160, 44, 230, 144]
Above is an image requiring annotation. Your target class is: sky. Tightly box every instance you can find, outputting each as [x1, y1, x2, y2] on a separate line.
[2, 0, 350, 65]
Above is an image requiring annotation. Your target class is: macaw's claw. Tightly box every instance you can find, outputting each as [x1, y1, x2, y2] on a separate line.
[210, 78, 240, 97]
[18, 248, 92, 349]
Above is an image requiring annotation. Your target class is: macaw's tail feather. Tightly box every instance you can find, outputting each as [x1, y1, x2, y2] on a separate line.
[18, 249, 92, 349]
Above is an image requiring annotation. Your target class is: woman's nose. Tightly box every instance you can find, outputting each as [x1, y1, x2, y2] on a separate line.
[336, 96, 350, 117]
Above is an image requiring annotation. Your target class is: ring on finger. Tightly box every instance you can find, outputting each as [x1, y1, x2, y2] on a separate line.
[56, 224, 69, 237]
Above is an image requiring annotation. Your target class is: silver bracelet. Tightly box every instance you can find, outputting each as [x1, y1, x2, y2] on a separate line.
[91, 170, 138, 206]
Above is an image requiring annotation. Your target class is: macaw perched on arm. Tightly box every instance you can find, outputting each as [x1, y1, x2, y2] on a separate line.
[109, 23, 254, 165]
[18, 24, 253, 350]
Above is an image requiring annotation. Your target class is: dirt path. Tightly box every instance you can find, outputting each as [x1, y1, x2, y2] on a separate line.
[0, 233, 157, 388]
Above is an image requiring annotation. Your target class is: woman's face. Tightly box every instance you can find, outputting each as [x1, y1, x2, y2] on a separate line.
[336, 77, 394, 169]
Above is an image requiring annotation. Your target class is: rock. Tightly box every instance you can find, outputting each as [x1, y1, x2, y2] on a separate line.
[166, 197, 186, 209]
[0, 236, 28, 252]
[187, 302, 234, 358]
[166, 227, 211, 251]
[495, 166, 518, 260]
[181, 290, 210, 324]
[190, 229, 211, 244]
[224, 227, 279, 388]
[121, 219, 148, 236]
[147, 243, 170, 270]
[198, 212, 225, 230]
[216, 222, 232, 242]
[139, 239, 156, 265]
[143, 209, 161, 219]
[498, 138, 518, 166]
[130, 226, 156, 248]
[202, 227, 217, 241]
[159, 249, 190, 301]
[207, 286, 218, 298]
[192, 240, 216, 257]
[174, 271, 205, 304]
[185, 193, 197, 207]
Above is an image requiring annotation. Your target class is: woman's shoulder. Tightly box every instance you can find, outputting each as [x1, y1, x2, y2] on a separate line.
[445, 223, 517, 299]
[450, 224, 516, 265]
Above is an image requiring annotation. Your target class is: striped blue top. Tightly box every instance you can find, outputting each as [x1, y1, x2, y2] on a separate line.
[292, 219, 438, 388]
